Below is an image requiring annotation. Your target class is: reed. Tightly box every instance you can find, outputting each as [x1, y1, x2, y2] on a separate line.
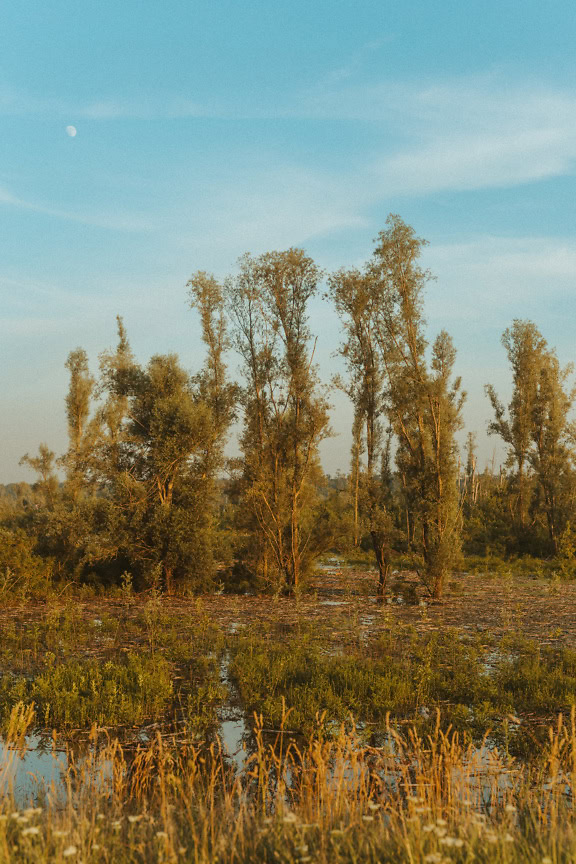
[0, 703, 575, 862]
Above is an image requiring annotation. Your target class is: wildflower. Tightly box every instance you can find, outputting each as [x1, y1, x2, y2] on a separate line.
[330, 829, 345, 836]
[155, 831, 168, 839]
[504, 833, 514, 843]
[362, 815, 374, 822]
[283, 812, 297, 824]
[440, 837, 464, 848]
[423, 854, 444, 864]
[300, 858, 312, 863]
[112, 820, 122, 830]
[128, 815, 143, 824]
[435, 827, 447, 838]
[298, 845, 309, 854]
[505, 804, 517, 813]
[436, 818, 448, 827]
[423, 824, 435, 833]
[16, 816, 30, 824]
[92, 845, 100, 851]
[53, 830, 70, 838]
[63, 847, 78, 858]
[485, 832, 498, 844]
[415, 806, 431, 813]
[21, 827, 40, 837]
[178, 847, 186, 855]
[407, 795, 419, 804]
[367, 801, 381, 811]
[542, 857, 553, 864]
[9, 813, 19, 820]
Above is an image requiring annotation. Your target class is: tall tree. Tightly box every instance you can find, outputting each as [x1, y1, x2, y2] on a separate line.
[228, 249, 331, 592]
[329, 267, 395, 593]
[485, 320, 547, 529]
[529, 349, 576, 550]
[61, 348, 97, 500]
[367, 215, 465, 598]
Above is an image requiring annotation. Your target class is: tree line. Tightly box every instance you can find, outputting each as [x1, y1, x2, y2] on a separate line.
[2, 215, 575, 597]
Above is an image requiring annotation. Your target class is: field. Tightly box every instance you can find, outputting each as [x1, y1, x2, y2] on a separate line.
[0, 562, 575, 863]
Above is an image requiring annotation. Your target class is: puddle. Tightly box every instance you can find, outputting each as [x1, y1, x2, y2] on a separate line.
[0, 736, 65, 804]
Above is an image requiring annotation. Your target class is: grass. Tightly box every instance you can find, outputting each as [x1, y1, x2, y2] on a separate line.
[0, 704, 576, 863]
[0, 567, 575, 861]
[229, 624, 576, 753]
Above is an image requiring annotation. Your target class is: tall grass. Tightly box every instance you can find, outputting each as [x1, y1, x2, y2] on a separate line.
[0, 703, 575, 862]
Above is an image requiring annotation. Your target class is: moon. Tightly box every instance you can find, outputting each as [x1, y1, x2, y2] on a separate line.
[66, 125, 77, 138]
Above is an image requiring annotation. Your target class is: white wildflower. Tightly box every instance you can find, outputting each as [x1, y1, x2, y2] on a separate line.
[283, 812, 297, 824]
[21, 827, 40, 837]
[63, 847, 78, 858]
[128, 815, 142, 824]
[440, 837, 463, 848]
[155, 831, 168, 839]
[53, 830, 69, 838]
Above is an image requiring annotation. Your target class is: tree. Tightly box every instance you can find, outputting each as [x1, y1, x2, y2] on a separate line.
[227, 249, 331, 592]
[19, 444, 59, 510]
[367, 215, 465, 598]
[529, 349, 576, 551]
[329, 267, 396, 593]
[61, 348, 98, 500]
[485, 320, 548, 530]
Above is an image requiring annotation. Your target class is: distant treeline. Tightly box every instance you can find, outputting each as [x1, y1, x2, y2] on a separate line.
[2, 215, 575, 598]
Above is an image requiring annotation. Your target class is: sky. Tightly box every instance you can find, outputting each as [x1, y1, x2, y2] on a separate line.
[2, 0, 576, 482]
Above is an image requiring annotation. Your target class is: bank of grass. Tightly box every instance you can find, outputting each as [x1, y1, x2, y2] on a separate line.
[1, 704, 575, 863]
[0, 600, 227, 736]
[229, 625, 576, 751]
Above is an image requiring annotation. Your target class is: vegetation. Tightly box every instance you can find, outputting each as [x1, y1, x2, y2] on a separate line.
[2, 215, 576, 861]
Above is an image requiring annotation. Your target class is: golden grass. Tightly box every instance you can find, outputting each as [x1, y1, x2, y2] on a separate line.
[0, 703, 575, 862]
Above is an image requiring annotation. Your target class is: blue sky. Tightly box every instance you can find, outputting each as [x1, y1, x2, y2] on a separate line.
[2, 0, 576, 480]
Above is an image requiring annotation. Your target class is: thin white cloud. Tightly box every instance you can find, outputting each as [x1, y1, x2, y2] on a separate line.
[424, 235, 576, 326]
[0, 184, 152, 232]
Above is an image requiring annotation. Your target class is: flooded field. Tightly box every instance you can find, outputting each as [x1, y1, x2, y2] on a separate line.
[0, 563, 575, 861]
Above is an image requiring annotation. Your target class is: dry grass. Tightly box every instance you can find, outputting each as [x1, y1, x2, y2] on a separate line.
[0, 703, 575, 862]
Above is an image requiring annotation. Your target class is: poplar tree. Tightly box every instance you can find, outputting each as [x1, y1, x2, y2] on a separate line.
[61, 348, 97, 499]
[227, 249, 331, 592]
[529, 349, 576, 550]
[329, 268, 395, 593]
[486, 320, 548, 530]
[366, 215, 465, 598]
